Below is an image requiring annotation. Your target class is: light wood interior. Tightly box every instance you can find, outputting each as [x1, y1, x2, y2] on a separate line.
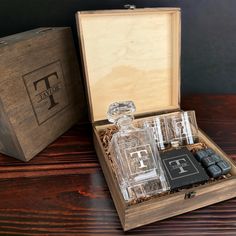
[77, 9, 181, 122]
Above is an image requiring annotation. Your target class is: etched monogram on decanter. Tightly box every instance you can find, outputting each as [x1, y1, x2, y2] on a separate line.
[107, 101, 169, 201]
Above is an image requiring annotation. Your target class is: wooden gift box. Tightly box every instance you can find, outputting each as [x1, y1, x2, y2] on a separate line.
[76, 8, 236, 231]
[0, 27, 85, 161]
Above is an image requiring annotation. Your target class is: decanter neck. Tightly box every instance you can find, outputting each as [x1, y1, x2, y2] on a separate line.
[116, 115, 136, 131]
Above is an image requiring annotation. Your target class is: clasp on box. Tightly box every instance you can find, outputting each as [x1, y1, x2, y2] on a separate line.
[184, 191, 196, 199]
[124, 4, 136, 10]
[0, 40, 7, 45]
[36, 28, 53, 34]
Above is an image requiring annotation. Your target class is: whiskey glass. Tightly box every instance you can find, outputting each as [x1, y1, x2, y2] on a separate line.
[142, 116, 170, 150]
[166, 111, 198, 147]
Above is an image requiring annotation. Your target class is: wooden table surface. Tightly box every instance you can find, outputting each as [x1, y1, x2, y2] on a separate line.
[1, 95, 236, 236]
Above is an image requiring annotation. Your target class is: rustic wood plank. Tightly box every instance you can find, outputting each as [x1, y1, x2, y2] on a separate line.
[0, 95, 235, 235]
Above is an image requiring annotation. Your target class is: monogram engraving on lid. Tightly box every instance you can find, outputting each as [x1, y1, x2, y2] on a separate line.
[23, 60, 69, 125]
[34, 72, 60, 110]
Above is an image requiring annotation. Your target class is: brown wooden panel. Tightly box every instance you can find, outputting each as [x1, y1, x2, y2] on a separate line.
[0, 27, 86, 161]
[0, 98, 24, 159]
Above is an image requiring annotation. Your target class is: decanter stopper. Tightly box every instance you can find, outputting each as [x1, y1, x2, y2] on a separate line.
[107, 101, 136, 124]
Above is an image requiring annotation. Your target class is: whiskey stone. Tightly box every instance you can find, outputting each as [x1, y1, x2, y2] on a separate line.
[202, 156, 215, 167]
[217, 160, 231, 175]
[211, 154, 222, 163]
[205, 148, 215, 156]
[195, 150, 208, 162]
[207, 165, 222, 178]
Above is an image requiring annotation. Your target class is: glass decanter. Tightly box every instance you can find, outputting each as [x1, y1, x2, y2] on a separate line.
[107, 101, 169, 202]
[167, 111, 199, 147]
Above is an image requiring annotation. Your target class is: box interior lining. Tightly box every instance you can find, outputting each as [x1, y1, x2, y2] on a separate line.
[78, 9, 180, 122]
[95, 113, 236, 206]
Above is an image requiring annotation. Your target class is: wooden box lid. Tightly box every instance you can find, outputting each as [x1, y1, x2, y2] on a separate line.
[0, 27, 85, 161]
[76, 8, 181, 122]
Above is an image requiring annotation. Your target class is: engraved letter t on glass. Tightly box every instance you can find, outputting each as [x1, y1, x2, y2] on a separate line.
[107, 101, 169, 202]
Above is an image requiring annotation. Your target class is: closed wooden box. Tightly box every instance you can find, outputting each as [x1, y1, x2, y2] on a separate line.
[0, 27, 85, 162]
[76, 8, 236, 231]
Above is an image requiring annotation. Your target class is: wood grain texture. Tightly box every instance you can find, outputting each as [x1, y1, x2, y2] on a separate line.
[0, 95, 236, 235]
[0, 27, 86, 161]
[0, 98, 24, 159]
[77, 8, 181, 122]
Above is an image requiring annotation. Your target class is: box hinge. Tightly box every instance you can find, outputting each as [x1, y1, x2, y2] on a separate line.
[0, 40, 7, 45]
[36, 28, 54, 34]
[124, 4, 136, 10]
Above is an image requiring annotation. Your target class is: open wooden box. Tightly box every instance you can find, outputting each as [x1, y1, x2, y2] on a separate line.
[76, 8, 236, 231]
